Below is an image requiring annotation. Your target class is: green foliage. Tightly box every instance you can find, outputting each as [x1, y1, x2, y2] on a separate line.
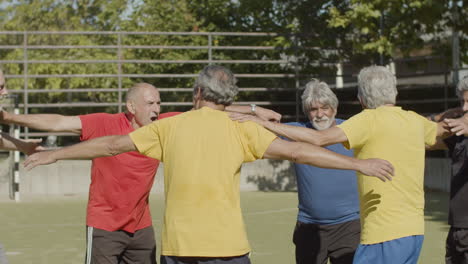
[0, 0, 209, 114]
[326, 0, 464, 66]
[0, 0, 466, 119]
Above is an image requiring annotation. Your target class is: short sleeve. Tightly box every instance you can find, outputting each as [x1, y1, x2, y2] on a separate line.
[421, 117, 438, 146]
[79, 113, 110, 141]
[129, 122, 163, 161]
[336, 111, 372, 150]
[238, 121, 277, 162]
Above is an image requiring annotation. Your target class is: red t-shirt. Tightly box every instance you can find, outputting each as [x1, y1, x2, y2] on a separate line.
[79, 112, 180, 233]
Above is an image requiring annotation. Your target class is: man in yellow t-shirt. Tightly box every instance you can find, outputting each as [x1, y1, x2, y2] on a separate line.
[231, 65, 448, 264]
[23, 65, 395, 264]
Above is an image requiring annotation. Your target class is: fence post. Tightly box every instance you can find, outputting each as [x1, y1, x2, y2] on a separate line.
[208, 34, 213, 65]
[23, 32, 29, 139]
[9, 95, 20, 202]
[335, 63, 343, 89]
[294, 35, 300, 122]
[452, 0, 460, 87]
[444, 71, 449, 158]
[118, 32, 123, 112]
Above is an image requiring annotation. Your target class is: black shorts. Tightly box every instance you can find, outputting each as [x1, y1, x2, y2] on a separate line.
[85, 226, 156, 264]
[293, 219, 360, 264]
[161, 254, 250, 264]
[446, 226, 468, 264]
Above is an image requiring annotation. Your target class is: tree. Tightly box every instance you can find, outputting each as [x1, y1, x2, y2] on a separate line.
[327, 0, 467, 67]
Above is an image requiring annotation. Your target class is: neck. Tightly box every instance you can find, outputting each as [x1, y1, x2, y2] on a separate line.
[125, 112, 140, 129]
[195, 100, 226, 111]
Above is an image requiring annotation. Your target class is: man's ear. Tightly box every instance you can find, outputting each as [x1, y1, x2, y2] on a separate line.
[193, 87, 202, 109]
[126, 101, 136, 114]
[357, 96, 367, 109]
[194, 87, 202, 100]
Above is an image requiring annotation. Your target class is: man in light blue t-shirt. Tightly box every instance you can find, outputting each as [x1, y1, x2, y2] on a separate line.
[288, 79, 360, 264]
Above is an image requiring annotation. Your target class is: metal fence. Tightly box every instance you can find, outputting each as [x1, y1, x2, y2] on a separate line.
[0, 31, 464, 139]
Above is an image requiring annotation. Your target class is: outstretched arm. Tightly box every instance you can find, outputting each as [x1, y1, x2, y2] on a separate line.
[23, 135, 136, 170]
[263, 138, 394, 182]
[0, 110, 82, 134]
[230, 113, 347, 146]
[0, 132, 44, 155]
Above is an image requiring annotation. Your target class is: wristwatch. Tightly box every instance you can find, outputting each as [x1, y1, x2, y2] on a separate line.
[250, 104, 256, 115]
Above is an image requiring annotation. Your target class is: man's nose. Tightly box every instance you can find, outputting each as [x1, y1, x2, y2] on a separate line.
[463, 102, 468, 112]
[152, 104, 160, 114]
[317, 110, 325, 118]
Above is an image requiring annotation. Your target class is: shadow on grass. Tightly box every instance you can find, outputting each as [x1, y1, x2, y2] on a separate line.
[425, 188, 449, 228]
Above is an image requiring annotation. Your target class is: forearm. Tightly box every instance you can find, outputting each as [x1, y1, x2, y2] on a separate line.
[48, 135, 134, 160]
[0, 132, 42, 155]
[426, 137, 448, 150]
[429, 107, 464, 122]
[262, 121, 322, 145]
[2, 112, 81, 134]
[292, 142, 358, 171]
[226, 105, 282, 122]
[225, 105, 253, 115]
[0, 132, 23, 151]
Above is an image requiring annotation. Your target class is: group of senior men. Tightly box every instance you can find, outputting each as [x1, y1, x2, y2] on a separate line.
[1, 64, 468, 264]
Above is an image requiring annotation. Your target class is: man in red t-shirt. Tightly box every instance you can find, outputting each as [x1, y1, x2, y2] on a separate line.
[1, 83, 178, 264]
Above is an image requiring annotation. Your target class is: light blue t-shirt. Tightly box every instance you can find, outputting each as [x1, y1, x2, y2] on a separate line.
[287, 119, 360, 225]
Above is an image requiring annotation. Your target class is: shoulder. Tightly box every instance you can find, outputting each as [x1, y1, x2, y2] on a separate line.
[341, 110, 373, 125]
[335, 118, 346, 125]
[406, 110, 425, 118]
[405, 110, 436, 127]
[79, 112, 124, 125]
[80, 112, 118, 119]
[159, 112, 183, 120]
[237, 120, 275, 136]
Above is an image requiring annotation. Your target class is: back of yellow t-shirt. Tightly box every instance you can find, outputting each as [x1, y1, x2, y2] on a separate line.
[129, 107, 277, 257]
[337, 106, 437, 244]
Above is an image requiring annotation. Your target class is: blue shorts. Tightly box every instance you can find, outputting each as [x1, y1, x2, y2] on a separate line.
[353, 235, 424, 264]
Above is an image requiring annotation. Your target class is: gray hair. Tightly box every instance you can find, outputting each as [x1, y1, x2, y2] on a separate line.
[457, 76, 468, 97]
[301, 79, 338, 115]
[125, 83, 157, 102]
[193, 65, 238, 106]
[357, 65, 398, 109]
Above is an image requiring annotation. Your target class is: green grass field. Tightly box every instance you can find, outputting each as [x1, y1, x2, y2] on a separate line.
[0, 190, 449, 264]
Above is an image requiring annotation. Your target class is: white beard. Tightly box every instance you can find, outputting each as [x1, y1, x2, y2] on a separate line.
[312, 116, 335, 130]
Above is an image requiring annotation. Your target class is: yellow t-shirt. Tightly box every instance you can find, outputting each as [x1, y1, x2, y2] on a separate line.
[337, 106, 437, 244]
[129, 107, 277, 257]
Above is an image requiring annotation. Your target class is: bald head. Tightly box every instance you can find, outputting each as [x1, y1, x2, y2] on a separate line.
[0, 69, 7, 96]
[125, 83, 158, 102]
[125, 83, 161, 128]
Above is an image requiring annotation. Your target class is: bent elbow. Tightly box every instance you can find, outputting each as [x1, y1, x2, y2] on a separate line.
[107, 144, 120, 156]
[106, 136, 132, 156]
[290, 142, 306, 163]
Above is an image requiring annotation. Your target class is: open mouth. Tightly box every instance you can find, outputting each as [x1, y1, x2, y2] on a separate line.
[150, 116, 158, 122]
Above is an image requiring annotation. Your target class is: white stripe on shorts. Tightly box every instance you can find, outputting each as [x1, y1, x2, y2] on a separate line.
[85, 226, 93, 264]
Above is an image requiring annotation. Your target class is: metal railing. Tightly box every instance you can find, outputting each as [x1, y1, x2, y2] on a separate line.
[0, 31, 463, 139]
